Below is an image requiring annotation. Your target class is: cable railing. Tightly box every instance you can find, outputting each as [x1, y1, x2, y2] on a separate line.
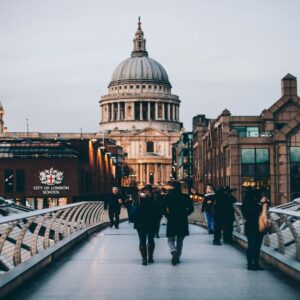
[189, 200, 300, 264]
[0, 202, 127, 276]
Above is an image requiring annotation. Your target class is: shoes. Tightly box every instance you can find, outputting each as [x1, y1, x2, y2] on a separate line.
[115, 225, 119, 229]
[147, 244, 155, 264]
[247, 264, 256, 271]
[155, 234, 160, 238]
[213, 241, 221, 246]
[110, 223, 113, 228]
[139, 245, 148, 266]
[171, 251, 178, 266]
[253, 265, 264, 271]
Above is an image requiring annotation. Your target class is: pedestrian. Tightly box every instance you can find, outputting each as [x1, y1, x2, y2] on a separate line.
[201, 184, 216, 234]
[212, 186, 236, 245]
[133, 184, 158, 265]
[242, 188, 269, 270]
[165, 181, 194, 265]
[104, 186, 123, 229]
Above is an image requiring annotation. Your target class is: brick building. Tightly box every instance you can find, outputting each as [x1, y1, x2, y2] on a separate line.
[193, 74, 300, 205]
[0, 133, 121, 209]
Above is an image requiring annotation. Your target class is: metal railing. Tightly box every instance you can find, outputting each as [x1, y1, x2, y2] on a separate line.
[0, 202, 127, 276]
[189, 200, 300, 263]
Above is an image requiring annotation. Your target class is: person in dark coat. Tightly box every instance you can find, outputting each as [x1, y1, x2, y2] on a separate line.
[165, 181, 194, 265]
[242, 188, 269, 270]
[104, 186, 123, 229]
[201, 184, 216, 234]
[134, 184, 159, 265]
[213, 186, 237, 245]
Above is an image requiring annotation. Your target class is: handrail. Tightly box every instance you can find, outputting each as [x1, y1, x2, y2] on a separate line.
[0, 201, 127, 276]
[0, 201, 100, 224]
[189, 201, 300, 265]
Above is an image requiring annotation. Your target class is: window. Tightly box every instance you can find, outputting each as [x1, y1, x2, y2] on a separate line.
[241, 148, 270, 198]
[16, 169, 25, 193]
[130, 85, 133, 89]
[142, 85, 145, 89]
[146, 141, 154, 153]
[5, 169, 14, 193]
[136, 85, 140, 89]
[233, 126, 259, 137]
[124, 86, 127, 89]
[148, 85, 152, 89]
[154, 85, 157, 90]
[290, 147, 300, 199]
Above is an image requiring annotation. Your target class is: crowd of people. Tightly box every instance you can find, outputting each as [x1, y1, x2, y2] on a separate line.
[104, 182, 270, 271]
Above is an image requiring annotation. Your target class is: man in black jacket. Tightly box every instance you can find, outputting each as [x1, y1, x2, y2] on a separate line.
[213, 186, 237, 245]
[104, 187, 123, 229]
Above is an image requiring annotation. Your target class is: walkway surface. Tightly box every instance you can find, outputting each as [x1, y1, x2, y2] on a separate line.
[9, 222, 300, 300]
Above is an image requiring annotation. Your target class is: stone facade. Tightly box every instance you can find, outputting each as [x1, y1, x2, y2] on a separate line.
[100, 18, 182, 186]
[193, 74, 300, 205]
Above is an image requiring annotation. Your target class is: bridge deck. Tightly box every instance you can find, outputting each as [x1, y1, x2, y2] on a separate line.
[9, 222, 300, 300]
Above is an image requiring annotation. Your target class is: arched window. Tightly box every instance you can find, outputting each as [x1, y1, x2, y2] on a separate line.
[146, 141, 154, 153]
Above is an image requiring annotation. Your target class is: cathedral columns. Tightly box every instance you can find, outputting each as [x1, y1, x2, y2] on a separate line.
[155, 103, 158, 120]
[162, 103, 165, 120]
[168, 103, 171, 121]
[148, 102, 151, 120]
[140, 102, 143, 120]
[173, 104, 176, 121]
[146, 164, 149, 183]
[117, 102, 120, 121]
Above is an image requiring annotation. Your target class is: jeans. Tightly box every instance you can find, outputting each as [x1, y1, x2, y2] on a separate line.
[137, 229, 155, 248]
[204, 212, 214, 232]
[246, 233, 264, 266]
[168, 236, 185, 257]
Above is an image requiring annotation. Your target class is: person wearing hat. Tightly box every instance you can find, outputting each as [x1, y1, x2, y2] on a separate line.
[104, 186, 123, 229]
[164, 181, 194, 265]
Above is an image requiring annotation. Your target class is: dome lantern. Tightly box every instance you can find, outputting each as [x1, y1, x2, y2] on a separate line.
[131, 17, 148, 57]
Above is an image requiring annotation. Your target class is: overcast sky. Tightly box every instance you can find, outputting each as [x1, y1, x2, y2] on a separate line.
[1, 0, 300, 132]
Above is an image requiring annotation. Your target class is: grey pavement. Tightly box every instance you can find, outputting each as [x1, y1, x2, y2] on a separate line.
[8, 222, 300, 300]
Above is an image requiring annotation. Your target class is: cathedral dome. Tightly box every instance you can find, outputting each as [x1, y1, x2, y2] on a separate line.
[108, 17, 171, 88]
[109, 56, 170, 87]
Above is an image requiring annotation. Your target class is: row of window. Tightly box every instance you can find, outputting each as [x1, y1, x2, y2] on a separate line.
[112, 85, 168, 91]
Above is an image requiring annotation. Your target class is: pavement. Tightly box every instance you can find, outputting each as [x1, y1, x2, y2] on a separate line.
[8, 222, 300, 300]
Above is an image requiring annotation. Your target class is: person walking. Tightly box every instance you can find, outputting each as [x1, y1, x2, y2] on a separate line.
[133, 184, 158, 265]
[242, 188, 269, 270]
[104, 186, 123, 229]
[165, 181, 194, 265]
[201, 184, 216, 234]
[212, 186, 236, 245]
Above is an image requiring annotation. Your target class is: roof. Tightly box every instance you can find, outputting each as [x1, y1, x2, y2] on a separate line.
[282, 73, 297, 80]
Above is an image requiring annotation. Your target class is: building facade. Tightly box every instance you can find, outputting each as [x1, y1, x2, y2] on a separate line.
[0, 132, 120, 208]
[173, 132, 194, 192]
[193, 74, 300, 205]
[100, 18, 182, 187]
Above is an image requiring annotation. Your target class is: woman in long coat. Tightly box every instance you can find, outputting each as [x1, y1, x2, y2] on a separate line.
[241, 188, 269, 270]
[165, 181, 194, 265]
[134, 185, 159, 265]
